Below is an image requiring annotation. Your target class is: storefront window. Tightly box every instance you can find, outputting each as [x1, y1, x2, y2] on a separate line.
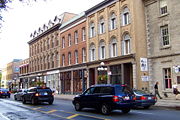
[110, 65, 122, 84]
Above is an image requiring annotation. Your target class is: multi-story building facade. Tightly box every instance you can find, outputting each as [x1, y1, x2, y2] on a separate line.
[59, 12, 87, 94]
[85, 0, 147, 90]
[6, 59, 22, 90]
[27, 12, 76, 92]
[19, 58, 29, 89]
[144, 0, 180, 94]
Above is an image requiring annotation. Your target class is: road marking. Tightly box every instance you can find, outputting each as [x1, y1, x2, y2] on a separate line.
[133, 111, 153, 115]
[32, 107, 43, 110]
[66, 114, 79, 119]
[46, 109, 57, 114]
[0, 113, 10, 120]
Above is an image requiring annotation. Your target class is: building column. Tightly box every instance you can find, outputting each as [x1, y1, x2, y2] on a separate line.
[87, 69, 90, 88]
[71, 71, 73, 94]
[95, 68, 98, 84]
[107, 66, 110, 84]
[132, 62, 137, 89]
[148, 59, 154, 93]
[121, 64, 124, 84]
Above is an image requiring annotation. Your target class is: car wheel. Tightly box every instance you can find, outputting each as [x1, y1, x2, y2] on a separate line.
[31, 98, 36, 105]
[74, 102, 82, 111]
[22, 97, 26, 104]
[144, 106, 150, 109]
[101, 104, 111, 115]
[121, 108, 131, 114]
[48, 101, 53, 105]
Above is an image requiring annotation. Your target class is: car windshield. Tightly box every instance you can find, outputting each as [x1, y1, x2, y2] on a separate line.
[37, 89, 52, 93]
[116, 85, 133, 94]
[0, 89, 8, 92]
[134, 90, 147, 95]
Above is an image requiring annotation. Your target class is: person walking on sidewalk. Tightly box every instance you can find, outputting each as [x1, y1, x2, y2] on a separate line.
[154, 82, 162, 99]
[172, 82, 180, 100]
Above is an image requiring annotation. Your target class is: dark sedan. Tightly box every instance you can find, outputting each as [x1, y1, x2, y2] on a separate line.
[14, 89, 27, 101]
[133, 89, 157, 109]
[0, 88, 11, 98]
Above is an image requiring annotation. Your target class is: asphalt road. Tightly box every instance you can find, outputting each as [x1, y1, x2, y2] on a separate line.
[0, 96, 180, 120]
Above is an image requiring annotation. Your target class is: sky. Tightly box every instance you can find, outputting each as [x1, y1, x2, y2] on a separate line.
[0, 0, 103, 68]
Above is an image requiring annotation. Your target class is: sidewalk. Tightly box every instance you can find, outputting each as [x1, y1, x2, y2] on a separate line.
[54, 94, 180, 109]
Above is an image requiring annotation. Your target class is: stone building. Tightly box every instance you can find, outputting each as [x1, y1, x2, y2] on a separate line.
[144, 0, 180, 94]
[27, 12, 76, 91]
[59, 12, 87, 94]
[85, 0, 147, 90]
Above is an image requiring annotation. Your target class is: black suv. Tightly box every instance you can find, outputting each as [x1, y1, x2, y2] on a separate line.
[22, 87, 54, 105]
[72, 84, 135, 115]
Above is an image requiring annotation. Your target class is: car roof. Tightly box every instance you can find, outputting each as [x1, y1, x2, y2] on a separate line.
[91, 84, 126, 87]
[28, 86, 50, 89]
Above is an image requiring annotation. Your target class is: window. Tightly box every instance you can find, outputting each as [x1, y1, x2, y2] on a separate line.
[122, 34, 131, 55]
[110, 38, 117, 57]
[163, 68, 172, 89]
[160, 0, 167, 15]
[75, 50, 78, 64]
[90, 22, 95, 38]
[99, 41, 105, 59]
[62, 37, 65, 48]
[161, 25, 169, 46]
[74, 31, 78, 44]
[82, 28, 86, 41]
[68, 34, 71, 46]
[110, 12, 116, 30]
[68, 52, 71, 65]
[51, 54, 54, 68]
[56, 52, 59, 67]
[52, 39, 54, 48]
[89, 44, 96, 61]
[99, 18, 105, 34]
[122, 7, 130, 26]
[62, 54, 65, 66]
[82, 48, 86, 63]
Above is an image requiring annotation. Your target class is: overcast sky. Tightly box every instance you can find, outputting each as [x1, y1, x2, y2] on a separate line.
[0, 0, 103, 68]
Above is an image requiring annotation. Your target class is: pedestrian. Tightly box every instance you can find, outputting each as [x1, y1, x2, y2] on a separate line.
[154, 82, 162, 99]
[172, 82, 180, 100]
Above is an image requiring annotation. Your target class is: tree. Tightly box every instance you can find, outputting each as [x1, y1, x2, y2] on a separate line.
[0, 0, 47, 27]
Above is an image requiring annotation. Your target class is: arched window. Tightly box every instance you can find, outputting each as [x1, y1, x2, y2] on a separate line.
[110, 37, 117, 57]
[110, 12, 117, 30]
[99, 17, 105, 34]
[68, 52, 71, 65]
[62, 54, 65, 67]
[89, 43, 96, 61]
[74, 50, 78, 64]
[122, 7, 130, 26]
[90, 22, 95, 38]
[122, 34, 131, 55]
[99, 40, 106, 59]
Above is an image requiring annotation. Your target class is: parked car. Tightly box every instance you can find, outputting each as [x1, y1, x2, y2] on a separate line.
[72, 84, 136, 115]
[14, 89, 27, 101]
[133, 89, 157, 109]
[0, 88, 11, 98]
[22, 87, 54, 105]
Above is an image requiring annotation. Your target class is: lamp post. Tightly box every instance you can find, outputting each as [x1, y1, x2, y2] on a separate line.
[97, 62, 108, 84]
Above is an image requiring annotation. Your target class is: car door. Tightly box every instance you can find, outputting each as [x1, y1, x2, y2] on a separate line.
[26, 88, 36, 101]
[80, 87, 101, 108]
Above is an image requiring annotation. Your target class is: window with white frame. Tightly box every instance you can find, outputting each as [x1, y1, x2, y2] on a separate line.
[62, 54, 65, 66]
[82, 27, 86, 41]
[110, 37, 117, 57]
[56, 52, 59, 67]
[68, 34, 71, 46]
[68, 52, 71, 65]
[74, 31, 78, 44]
[161, 25, 169, 46]
[99, 40, 105, 59]
[122, 34, 131, 55]
[89, 44, 96, 61]
[160, 0, 167, 15]
[90, 22, 95, 38]
[75, 50, 78, 64]
[62, 37, 65, 48]
[82, 48, 86, 63]
[163, 68, 172, 89]
[110, 12, 116, 30]
[122, 7, 130, 26]
[99, 18, 105, 34]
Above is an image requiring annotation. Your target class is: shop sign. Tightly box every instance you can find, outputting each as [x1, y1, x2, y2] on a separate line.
[141, 76, 149, 82]
[46, 70, 60, 75]
[140, 58, 148, 71]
